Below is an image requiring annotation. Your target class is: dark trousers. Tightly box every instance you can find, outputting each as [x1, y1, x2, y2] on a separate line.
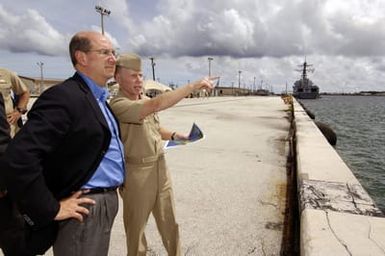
[53, 190, 118, 256]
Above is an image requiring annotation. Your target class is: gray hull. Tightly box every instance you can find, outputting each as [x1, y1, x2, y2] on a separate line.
[293, 92, 319, 99]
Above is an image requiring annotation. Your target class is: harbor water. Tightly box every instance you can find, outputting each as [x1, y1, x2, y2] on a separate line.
[300, 95, 385, 212]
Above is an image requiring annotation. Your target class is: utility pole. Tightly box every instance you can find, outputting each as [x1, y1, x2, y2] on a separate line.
[149, 57, 156, 81]
[208, 57, 213, 77]
[238, 70, 242, 89]
[253, 76, 256, 93]
[36, 62, 44, 95]
[95, 5, 111, 35]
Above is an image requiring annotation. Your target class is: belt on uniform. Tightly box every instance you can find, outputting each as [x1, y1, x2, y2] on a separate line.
[126, 154, 164, 164]
[82, 186, 119, 195]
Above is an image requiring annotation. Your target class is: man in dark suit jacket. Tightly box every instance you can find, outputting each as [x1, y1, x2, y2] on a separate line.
[1, 31, 125, 256]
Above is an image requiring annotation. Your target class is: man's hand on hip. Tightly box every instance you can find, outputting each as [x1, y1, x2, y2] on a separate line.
[54, 190, 96, 222]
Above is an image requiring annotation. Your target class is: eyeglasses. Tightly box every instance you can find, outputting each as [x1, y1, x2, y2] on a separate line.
[87, 49, 117, 57]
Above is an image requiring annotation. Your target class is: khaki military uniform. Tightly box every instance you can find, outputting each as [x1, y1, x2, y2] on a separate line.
[110, 91, 181, 256]
[0, 68, 28, 137]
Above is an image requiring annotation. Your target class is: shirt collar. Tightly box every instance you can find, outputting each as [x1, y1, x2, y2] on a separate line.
[78, 72, 109, 102]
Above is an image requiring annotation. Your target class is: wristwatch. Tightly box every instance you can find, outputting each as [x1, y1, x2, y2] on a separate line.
[16, 106, 27, 114]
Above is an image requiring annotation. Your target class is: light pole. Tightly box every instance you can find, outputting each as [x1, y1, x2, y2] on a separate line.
[149, 57, 156, 81]
[253, 76, 256, 93]
[36, 62, 44, 94]
[238, 70, 242, 89]
[95, 5, 111, 35]
[208, 57, 213, 77]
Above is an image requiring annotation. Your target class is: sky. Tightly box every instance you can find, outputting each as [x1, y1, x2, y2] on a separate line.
[1, 0, 385, 93]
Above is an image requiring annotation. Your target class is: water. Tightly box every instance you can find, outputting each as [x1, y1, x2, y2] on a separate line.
[300, 95, 385, 212]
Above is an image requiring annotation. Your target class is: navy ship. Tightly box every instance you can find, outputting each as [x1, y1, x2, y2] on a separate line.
[293, 60, 319, 99]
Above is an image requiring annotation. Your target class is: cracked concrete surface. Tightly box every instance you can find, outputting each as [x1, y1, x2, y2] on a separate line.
[325, 211, 353, 256]
[299, 179, 383, 217]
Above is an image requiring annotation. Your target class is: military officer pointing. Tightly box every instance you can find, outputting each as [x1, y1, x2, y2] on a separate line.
[110, 53, 214, 256]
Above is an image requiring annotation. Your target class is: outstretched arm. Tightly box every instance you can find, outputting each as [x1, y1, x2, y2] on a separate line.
[139, 77, 217, 120]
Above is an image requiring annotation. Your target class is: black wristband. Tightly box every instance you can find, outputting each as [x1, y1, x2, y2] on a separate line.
[16, 107, 27, 114]
[171, 132, 176, 141]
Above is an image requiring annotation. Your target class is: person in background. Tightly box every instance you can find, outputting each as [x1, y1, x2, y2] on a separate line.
[0, 91, 11, 252]
[0, 68, 30, 137]
[0, 92, 10, 197]
[110, 53, 215, 256]
[0, 31, 124, 256]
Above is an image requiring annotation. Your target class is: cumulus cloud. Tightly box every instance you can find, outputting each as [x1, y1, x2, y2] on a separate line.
[105, 0, 134, 33]
[123, 0, 385, 59]
[0, 0, 384, 91]
[2, 0, 384, 60]
[0, 5, 68, 56]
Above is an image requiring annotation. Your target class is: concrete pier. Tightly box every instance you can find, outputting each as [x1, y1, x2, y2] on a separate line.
[294, 99, 385, 255]
[19, 96, 290, 256]
[4, 96, 385, 255]
[140, 96, 291, 255]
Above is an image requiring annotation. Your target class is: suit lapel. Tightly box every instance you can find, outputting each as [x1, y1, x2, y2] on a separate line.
[73, 73, 109, 130]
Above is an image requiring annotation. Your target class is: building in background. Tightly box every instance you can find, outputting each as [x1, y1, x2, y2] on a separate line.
[19, 76, 64, 96]
[144, 80, 172, 98]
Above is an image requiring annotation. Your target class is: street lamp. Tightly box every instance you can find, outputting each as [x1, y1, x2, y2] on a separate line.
[149, 57, 156, 81]
[36, 62, 44, 95]
[238, 70, 242, 89]
[208, 57, 213, 77]
[95, 5, 111, 35]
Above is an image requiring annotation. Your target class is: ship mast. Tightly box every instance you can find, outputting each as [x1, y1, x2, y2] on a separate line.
[297, 58, 314, 83]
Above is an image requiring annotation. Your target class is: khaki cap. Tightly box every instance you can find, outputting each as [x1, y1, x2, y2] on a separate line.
[116, 53, 142, 71]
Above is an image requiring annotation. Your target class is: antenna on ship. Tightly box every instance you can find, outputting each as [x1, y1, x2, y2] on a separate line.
[296, 56, 314, 81]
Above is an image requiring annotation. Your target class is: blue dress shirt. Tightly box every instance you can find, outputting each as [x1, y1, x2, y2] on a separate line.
[78, 72, 125, 188]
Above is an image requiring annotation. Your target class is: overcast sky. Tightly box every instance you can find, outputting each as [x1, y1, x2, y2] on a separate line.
[1, 0, 385, 93]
